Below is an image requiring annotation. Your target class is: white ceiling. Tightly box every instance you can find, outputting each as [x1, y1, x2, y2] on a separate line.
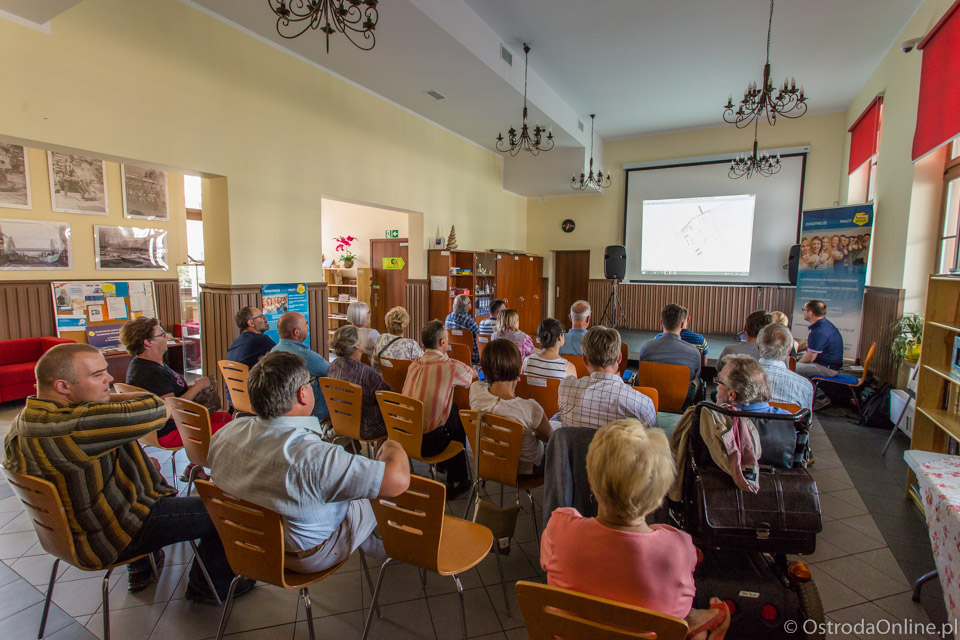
[0, 0, 82, 25]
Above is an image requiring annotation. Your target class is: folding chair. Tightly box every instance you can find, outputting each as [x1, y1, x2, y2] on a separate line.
[477, 335, 491, 359]
[378, 356, 412, 392]
[515, 374, 561, 418]
[318, 377, 386, 456]
[634, 362, 690, 413]
[810, 343, 876, 421]
[166, 396, 217, 497]
[217, 360, 255, 415]
[447, 342, 472, 366]
[376, 391, 464, 478]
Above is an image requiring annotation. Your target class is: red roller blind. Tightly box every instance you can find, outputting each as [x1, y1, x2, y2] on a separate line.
[848, 96, 882, 174]
[913, 0, 960, 161]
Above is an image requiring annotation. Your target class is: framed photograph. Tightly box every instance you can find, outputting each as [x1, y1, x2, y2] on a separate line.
[0, 218, 72, 270]
[94, 225, 168, 270]
[0, 144, 31, 210]
[47, 151, 108, 215]
[122, 164, 169, 220]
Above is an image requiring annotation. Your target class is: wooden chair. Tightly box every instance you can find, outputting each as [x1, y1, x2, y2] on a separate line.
[363, 475, 493, 640]
[770, 401, 802, 414]
[515, 374, 561, 418]
[360, 352, 371, 366]
[561, 354, 590, 378]
[375, 391, 464, 479]
[476, 335, 491, 359]
[447, 342, 472, 366]
[1, 467, 160, 640]
[633, 386, 659, 413]
[633, 362, 690, 413]
[114, 382, 182, 490]
[447, 328, 475, 348]
[618, 342, 629, 377]
[165, 395, 226, 498]
[788, 356, 797, 372]
[217, 360, 255, 414]
[378, 356, 412, 392]
[195, 480, 378, 640]
[515, 580, 688, 640]
[318, 378, 386, 456]
[810, 342, 877, 421]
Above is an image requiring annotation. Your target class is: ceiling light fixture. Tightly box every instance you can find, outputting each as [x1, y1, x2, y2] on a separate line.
[571, 114, 611, 191]
[722, 0, 806, 127]
[496, 44, 554, 157]
[268, 0, 378, 52]
[729, 121, 781, 179]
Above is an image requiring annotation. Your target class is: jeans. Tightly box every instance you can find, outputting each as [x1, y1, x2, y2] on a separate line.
[795, 362, 839, 379]
[117, 496, 234, 596]
[421, 402, 468, 483]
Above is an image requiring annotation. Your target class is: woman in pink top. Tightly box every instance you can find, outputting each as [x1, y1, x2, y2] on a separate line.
[541, 419, 730, 639]
[491, 308, 534, 359]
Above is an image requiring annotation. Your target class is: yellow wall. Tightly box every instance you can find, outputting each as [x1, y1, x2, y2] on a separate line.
[0, 146, 187, 280]
[319, 198, 412, 268]
[0, 0, 527, 285]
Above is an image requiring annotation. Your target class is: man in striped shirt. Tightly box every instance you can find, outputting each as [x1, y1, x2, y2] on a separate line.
[478, 298, 505, 336]
[3, 343, 247, 603]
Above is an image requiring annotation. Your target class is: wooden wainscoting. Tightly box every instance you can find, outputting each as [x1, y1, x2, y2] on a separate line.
[154, 279, 182, 331]
[307, 283, 330, 357]
[405, 279, 429, 340]
[861, 286, 905, 384]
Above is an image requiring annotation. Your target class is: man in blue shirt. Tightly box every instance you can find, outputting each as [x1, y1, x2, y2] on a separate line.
[444, 294, 480, 363]
[717, 354, 791, 415]
[559, 300, 591, 356]
[796, 300, 844, 379]
[226, 306, 276, 367]
[271, 312, 330, 421]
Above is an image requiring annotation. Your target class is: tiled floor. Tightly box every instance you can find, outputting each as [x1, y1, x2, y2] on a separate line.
[0, 399, 947, 639]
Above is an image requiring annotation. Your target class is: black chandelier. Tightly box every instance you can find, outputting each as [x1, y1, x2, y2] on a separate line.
[497, 44, 554, 156]
[722, 0, 806, 127]
[268, 0, 378, 53]
[729, 122, 781, 179]
[572, 114, 611, 191]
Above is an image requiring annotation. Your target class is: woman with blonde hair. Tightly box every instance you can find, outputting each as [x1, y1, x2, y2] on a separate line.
[371, 306, 423, 373]
[769, 311, 799, 357]
[492, 308, 534, 359]
[347, 300, 380, 358]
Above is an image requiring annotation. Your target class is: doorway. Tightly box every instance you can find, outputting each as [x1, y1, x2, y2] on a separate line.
[554, 250, 590, 329]
[369, 239, 409, 334]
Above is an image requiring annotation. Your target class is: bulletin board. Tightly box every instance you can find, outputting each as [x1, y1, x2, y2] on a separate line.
[50, 280, 158, 346]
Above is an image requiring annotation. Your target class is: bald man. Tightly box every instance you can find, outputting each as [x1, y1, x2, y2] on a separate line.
[270, 312, 331, 421]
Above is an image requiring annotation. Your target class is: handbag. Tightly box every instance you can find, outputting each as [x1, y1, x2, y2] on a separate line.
[470, 409, 519, 544]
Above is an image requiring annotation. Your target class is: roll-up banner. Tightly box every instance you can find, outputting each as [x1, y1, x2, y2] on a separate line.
[261, 283, 310, 344]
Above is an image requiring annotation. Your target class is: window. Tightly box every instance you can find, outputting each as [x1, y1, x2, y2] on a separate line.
[937, 146, 960, 273]
[847, 157, 878, 205]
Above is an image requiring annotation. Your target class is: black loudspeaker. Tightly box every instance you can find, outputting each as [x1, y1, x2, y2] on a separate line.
[604, 245, 627, 281]
[786, 244, 800, 285]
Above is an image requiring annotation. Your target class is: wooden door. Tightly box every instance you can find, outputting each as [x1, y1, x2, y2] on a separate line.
[369, 239, 409, 334]
[496, 253, 517, 313]
[554, 251, 590, 330]
[521, 256, 543, 335]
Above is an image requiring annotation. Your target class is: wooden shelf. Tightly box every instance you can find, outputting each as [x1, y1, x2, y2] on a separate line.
[922, 363, 960, 386]
[917, 406, 960, 440]
[329, 300, 356, 305]
[927, 320, 960, 333]
[328, 284, 357, 288]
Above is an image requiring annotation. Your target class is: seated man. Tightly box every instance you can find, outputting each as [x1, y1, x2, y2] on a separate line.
[207, 351, 410, 573]
[717, 354, 791, 415]
[654, 307, 708, 369]
[445, 293, 480, 364]
[226, 306, 276, 367]
[3, 344, 247, 602]
[716, 310, 773, 370]
[271, 311, 330, 421]
[403, 320, 476, 497]
[478, 298, 505, 336]
[639, 304, 702, 382]
[558, 300, 591, 356]
[757, 323, 814, 412]
[559, 326, 657, 429]
[795, 299, 843, 379]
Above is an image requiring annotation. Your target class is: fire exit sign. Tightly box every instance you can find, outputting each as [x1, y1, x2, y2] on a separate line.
[385, 230, 399, 238]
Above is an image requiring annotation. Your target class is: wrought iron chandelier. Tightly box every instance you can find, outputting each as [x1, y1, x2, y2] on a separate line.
[572, 114, 611, 191]
[722, 0, 806, 127]
[729, 121, 781, 179]
[268, 0, 378, 53]
[497, 44, 554, 156]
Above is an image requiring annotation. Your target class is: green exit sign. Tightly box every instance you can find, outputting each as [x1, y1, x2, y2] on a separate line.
[385, 230, 399, 238]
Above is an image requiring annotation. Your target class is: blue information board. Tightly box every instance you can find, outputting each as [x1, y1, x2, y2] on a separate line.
[261, 283, 310, 344]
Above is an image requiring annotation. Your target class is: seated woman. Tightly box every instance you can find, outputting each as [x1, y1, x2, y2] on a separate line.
[470, 339, 554, 475]
[522, 317, 577, 379]
[769, 311, 799, 357]
[371, 306, 423, 374]
[327, 325, 390, 440]
[717, 354, 791, 415]
[347, 300, 381, 358]
[491, 308, 534, 359]
[541, 419, 730, 640]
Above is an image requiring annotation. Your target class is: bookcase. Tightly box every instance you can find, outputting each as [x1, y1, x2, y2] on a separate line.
[323, 267, 371, 341]
[428, 250, 498, 322]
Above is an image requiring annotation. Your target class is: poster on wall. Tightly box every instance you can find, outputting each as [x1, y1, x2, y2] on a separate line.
[261, 283, 310, 344]
[47, 151, 108, 215]
[0, 218, 72, 270]
[792, 204, 874, 360]
[0, 144, 31, 210]
[122, 164, 169, 220]
[94, 225, 168, 270]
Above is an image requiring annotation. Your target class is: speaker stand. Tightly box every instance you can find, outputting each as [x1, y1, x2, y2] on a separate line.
[600, 278, 627, 329]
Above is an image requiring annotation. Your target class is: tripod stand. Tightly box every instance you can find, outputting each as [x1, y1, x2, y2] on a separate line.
[600, 278, 627, 328]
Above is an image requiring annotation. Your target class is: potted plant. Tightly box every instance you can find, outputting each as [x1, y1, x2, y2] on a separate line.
[890, 313, 923, 369]
[334, 235, 357, 268]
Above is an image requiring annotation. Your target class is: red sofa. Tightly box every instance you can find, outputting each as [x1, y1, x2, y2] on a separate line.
[0, 337, 75, 402]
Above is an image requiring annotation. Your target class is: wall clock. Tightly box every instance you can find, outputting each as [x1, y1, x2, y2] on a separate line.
[561, 219, 575, 233]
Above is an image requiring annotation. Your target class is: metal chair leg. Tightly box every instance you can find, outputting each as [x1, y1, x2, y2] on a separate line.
[302, 587, 317, 640]
[185, 464, 199, 497]
[462, 482, 479, 519]
[357, 549, 381, 620]
[361, 558, 391, 640]
[882, 393, 913, 455]
[454, 574, 467, 639]
[38, 558, 60, 639]
[101, 567, 115, 640]
[913, 570, 938, 602]
[214, 574, 242, 640]
[188, 540, 221, 605]
[493, 546, 511, 617]
[419, 567, 428, 587]
[170, 453, 178, 492]
[527, 489, 541, 557]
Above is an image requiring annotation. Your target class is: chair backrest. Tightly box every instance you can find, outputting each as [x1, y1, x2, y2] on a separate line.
[446, 342, 472, 366]
[360, 352, 371, 366]
[447, 328, 474, 348]
[114, 383, 163, 448]
[515, 375, 561, 419]
[318, 377, 363, 441]
[0, 467, 81, 568]
[379, 356, 412, 392]
[194, 480, 287, 587]
[788, 356, 797, 372]
[634, 362, 689, 413]
[217, 360, 255, 414]
[376, 391, 426, 458]
[618, 342, 629, 377]
[460, 410, 523, 487]
[857, 343, 877, 385]
[369, 475, 445, 573]
[165, 396, 214, 467]
[515, 581, 688, 640]
[633, 386, 659, 413]
[561, 354, 590, 378]
[477, 335, 491, 359]
[769, 401, 802, 414]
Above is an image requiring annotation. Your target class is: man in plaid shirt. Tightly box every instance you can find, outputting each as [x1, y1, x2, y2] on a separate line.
[757, 323, 814, 411]
[444, 293, 480, 363]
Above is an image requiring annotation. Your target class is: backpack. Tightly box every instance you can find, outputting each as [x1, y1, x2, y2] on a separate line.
[858, 382, 893, 429]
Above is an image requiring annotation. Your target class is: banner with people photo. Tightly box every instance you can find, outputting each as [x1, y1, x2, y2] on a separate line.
[791, 204, 874, 360]
[261, 283, 309, 344]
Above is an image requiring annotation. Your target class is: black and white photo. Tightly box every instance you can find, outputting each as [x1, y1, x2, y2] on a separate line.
[0, 144, 31, 210]
[122, 164, 169, 220]
[0, 218, 72, 270]
[48, 151, 108, 215]
[94, 225, 168, 270]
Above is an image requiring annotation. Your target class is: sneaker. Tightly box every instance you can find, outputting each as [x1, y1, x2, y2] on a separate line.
[445, 480, 471, 500]
[812, 395, 832, 411]
[127, 549, 165, 593]
[185, 577, 256, 605]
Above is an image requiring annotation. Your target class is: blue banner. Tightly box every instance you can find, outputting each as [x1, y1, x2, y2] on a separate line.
[261, 283, 310, 344]
[792, 204, 874, 360]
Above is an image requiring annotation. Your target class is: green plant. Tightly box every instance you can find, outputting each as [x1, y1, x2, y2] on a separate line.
[890, 313, 923, 369]
[334, 235, 357, 264]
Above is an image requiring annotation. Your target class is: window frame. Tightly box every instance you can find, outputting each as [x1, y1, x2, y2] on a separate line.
[937, 150, 960, 273]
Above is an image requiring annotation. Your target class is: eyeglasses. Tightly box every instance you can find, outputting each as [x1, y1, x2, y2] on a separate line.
[250, 315, 264, 322]
[149, 331, 166, 340]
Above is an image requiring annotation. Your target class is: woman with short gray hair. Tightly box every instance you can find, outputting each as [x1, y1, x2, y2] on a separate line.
[327, 325, 391, 439]
[347, 301, 380, 358]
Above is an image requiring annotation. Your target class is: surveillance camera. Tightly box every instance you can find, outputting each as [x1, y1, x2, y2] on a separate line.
[901, 37, 921, 53]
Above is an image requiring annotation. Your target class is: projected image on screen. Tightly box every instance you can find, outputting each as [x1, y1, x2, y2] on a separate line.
[640, 194, 756, 276]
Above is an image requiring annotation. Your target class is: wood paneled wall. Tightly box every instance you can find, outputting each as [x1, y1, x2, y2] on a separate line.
[542, 277, 549, 320]
[861, 286, 905, 384]
[154, 279, 182, 331]
[405, 279, 429, 340]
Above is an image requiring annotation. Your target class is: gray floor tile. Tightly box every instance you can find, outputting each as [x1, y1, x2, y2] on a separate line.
[10, 552, 68, 587]
[293, 611, 364, 639]
[819, 519, 887, 555]
[295, 567, 365, 619]
[221, 622, 298, 639]
[826, 600, 937, 639]
[0, 576, 44, 619]
[0, 530, 39, 560]
[816, 554, 909, 601]
[367, 597, 437, 639]
[0, 599, 75, 640]
[504, 627, 530, 640]
[820, 492, 869, 520]
[428, 587, 501, 638]
[85, 602, 165, 640]
[809, 566, 867, 612]
[103, 563, 187, 611]
[0, 558, 22, 587]
[46, 622, 99, 640]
